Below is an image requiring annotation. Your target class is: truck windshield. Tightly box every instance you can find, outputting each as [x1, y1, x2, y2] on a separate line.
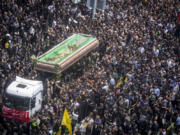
[3, 93, 30, 111]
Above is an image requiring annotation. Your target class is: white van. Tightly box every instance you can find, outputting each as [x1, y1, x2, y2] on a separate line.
[2, 76, 43, 123]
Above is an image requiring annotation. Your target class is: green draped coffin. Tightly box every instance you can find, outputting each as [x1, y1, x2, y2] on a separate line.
[35, 33, 99, 74]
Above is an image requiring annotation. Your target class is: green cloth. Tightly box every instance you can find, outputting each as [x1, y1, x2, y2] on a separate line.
[113, 72, 119, 79]
[38, 34, 95, 65]
[63, 129, 69, 135]
[9, 42, 13, 47]
[120, 76, 123, 81]
[155, 32, 158, 36]
[167, 122, 174, 130]
[32, 121, 38, 127]
[106, 47, 110, 52]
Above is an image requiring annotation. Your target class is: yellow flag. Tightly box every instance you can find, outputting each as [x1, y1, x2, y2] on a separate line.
[83, 122, 88, 128]
[61, 108, 72, 135]
[115, 80, 123, 88]
[124, 77, 128, 83]
[5, 42, 9, 48]
[145, 0, 148, 2]
[56, 130, 61, 135]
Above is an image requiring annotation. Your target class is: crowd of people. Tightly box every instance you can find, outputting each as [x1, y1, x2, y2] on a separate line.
[0, 0, 180, 135]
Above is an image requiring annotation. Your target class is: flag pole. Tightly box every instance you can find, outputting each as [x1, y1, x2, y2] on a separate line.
[92, 0, 97, 19]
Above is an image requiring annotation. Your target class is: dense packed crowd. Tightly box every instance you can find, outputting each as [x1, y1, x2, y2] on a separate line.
[0, 0, 180, 135]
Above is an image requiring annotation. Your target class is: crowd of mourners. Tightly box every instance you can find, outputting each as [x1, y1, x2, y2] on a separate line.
[0, 0, 180, 135]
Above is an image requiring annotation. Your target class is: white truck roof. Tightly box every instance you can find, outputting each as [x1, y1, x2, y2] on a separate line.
[6, 76, 43, 98]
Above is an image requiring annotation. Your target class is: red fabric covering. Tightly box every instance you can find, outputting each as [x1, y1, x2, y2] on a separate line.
[178, 12, 180, 23]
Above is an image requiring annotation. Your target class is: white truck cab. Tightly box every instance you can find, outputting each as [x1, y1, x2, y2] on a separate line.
[2, 76, 43, 123]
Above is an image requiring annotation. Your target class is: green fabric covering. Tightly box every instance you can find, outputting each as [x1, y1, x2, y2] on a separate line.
[32, 121, 37, 127]
[113, 72, 119, 79]
[38, 34, 95, 65]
